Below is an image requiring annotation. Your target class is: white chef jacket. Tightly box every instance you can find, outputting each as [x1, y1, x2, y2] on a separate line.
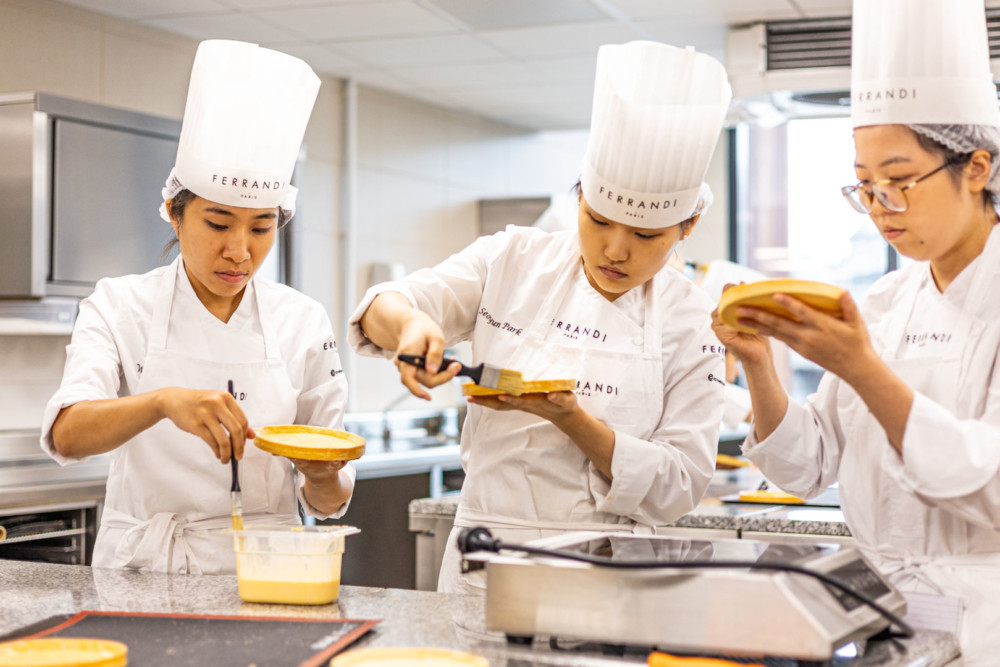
[350, 226, 725, 589]
[743, 225, 1000, 665]
[41, 258, 353, 572]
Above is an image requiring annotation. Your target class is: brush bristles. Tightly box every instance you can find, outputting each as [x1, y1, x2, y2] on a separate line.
[479, 365, 524, 395]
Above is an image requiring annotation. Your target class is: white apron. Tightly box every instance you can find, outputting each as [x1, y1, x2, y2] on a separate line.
[92, 261, 300, 575]
[439, 250, 667, 593]
[841, 248, 1000, 665]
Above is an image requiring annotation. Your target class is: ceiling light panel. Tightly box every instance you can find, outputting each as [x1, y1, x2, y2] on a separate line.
[424, 0, 610, 30]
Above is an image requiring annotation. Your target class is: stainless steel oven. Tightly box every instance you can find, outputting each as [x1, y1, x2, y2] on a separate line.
[0, 430, 108, 565]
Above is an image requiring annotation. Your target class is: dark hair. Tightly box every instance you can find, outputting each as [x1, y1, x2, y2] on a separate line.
[162, 188, 291, 258]
[571, 178, 698, 234]
[908, 130, 975, 188]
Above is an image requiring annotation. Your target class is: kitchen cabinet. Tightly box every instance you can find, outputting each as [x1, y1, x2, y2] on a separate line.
[323, 440, 463, 590]
[328, 472, 434, 590]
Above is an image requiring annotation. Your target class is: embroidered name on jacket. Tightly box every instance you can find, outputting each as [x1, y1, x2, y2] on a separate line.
[904, 331, 953, 347]
[550, 319, 608, 343]
[478, 307, 523, 335]
[576, 379, 619, 397]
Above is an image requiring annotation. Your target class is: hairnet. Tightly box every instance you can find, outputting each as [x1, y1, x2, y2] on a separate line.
[690, 182, 714, 220]
[907, 124, 1000, 196]
[158, 168, 298, 225]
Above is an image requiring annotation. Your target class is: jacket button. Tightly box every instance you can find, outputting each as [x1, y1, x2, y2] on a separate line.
[632, 335, 643, 346]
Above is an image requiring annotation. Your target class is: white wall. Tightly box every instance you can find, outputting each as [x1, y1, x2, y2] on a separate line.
[0, 0, 345, 428]
[0, 335, 70, 430]
[348, 86, 592, 412]
[0, 0, 732, 421]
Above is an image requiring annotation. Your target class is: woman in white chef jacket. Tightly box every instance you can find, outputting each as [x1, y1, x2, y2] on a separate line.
[350, 41, 731, 593]
[40, 41, 354, 575]
[711, 1, 1000, 662]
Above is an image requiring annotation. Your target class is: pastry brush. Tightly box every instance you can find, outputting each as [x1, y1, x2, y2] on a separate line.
[228, 379, 243, 532]
[397, 354, 524, 396]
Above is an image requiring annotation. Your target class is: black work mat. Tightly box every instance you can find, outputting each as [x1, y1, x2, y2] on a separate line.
[6, 611, 378, 667]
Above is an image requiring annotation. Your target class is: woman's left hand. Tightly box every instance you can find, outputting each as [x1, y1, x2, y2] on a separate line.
[285, 457, 352, 516]
[286, 458, 348, 485]
[740, 291, 875, 382]
[468, 391, 579, 425]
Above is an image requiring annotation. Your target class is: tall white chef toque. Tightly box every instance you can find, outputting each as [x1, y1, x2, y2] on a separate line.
[160, 39, 321, 223]
[581, 41, 732, 229]
[851, 0, 1000, 128]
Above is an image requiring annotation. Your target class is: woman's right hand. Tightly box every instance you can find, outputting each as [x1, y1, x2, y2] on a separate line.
[393, 310, 460, 400]
[710, 283, 773, 367]
[155, 387, 250, 463]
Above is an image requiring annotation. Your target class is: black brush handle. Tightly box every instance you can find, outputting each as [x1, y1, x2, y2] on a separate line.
[228, 380, 240, 493]
[397, 354, 481, 384]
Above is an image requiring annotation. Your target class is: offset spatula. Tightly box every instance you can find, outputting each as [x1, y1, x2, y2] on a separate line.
[397, 354, 524, 396]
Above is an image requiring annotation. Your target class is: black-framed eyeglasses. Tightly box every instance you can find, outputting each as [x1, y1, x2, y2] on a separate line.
[840, 157, 966, 213]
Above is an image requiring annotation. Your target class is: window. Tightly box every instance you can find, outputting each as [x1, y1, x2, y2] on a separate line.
[732, 117, 898, 400]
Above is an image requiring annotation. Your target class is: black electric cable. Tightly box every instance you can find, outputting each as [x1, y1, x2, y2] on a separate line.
[458, 527, 914, 639]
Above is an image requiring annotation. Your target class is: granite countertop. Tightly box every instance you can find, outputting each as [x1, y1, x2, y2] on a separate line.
[409, 468, 853, 538]
[0, 560, 958, 666]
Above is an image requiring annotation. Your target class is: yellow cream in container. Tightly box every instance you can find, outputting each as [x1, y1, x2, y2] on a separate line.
[232, 525, 359, 605]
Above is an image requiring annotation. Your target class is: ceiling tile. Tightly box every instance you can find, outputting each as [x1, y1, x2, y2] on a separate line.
[259, 2, 461, 41]
[330, 33, 506, 68]
[352, 69, 418, 94]
[216, 0, 393, 9]
[59, 0, 232, 19]
[793, 0, 853, 17]
[525, 54, 598, 83]
[604, 0, 800, 22]
[423, 0, 609, 30]
[142, 12, 303, 43]
[263, 42, 368, 75]
[499, 109, 591, 131]
[480, 20, 641, 59]
[393, 60, 547, 90]
[635, 18, 727, 61]
[456, 82, 593, 114]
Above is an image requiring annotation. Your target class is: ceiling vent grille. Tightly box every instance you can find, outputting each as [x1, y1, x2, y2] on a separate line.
[765, 18, 850, 71]
[765, 9, 1000, 72]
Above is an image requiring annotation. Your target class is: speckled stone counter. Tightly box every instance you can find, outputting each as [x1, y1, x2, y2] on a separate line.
[409, 493, 854, 538]
[0, 560, 959, 666]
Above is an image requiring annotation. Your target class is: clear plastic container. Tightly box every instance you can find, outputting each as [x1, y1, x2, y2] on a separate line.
[232, 525, 359, 605]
